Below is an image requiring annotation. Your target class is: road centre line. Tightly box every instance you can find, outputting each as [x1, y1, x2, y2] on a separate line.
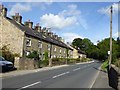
[52, 71, 70, 79]
[73, 68, 81, 71]
[17, 81, 41, 90]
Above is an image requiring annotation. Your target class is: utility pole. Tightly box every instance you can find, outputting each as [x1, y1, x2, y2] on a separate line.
[109, 6, 113, 70]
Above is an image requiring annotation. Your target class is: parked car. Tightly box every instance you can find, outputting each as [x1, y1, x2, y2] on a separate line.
[0, 57, 14, 72]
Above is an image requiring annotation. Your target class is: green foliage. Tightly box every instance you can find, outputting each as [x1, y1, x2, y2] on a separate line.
[114, 58, 120, 68]
[44, 51, 49, 61]
[101, 60, 109, 71]
[72, 38, 83, 49]
[1, 46, 18, 63]
[72, 37, 119, 64]
[39, 51, 49, 67]
[40, 60, 49, 67]
[27, 51, 39, 60]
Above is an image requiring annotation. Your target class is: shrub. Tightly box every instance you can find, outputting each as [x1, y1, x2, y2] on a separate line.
[27, 51, 39, 60]
[44, 51, 49, 61]
[101, 60, 109, 71]
[40, 60, 49, 67]
[1, 46, 17, 64]
[114, 58, 120, 68]
[39, 51, 49, 67]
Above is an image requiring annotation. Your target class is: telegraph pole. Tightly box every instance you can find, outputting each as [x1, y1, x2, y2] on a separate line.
[109, 6, 113, 70]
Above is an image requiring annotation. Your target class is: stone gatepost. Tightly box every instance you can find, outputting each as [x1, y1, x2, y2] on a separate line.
[14, 57, 20, 70]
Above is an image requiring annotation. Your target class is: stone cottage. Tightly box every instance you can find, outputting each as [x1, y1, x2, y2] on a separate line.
[0, 5, 73, 61]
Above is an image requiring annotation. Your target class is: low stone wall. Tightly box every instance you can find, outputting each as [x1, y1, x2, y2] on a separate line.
[14, 57, 39, 70]
[108, 64, 120, 90]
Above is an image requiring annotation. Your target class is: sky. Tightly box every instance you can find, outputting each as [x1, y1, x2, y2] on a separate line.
[2, 1, 119, 45]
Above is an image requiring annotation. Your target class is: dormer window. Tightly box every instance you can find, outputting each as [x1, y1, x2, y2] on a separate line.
[26, 39, 31, 47]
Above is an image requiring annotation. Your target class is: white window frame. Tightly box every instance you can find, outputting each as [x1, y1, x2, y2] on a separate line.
[54, 47, 56, 52]
[64, 50, 66, 54]
[26, 51, 30, 56]
[60, 48, 61, 53]
[38, 41, 42, 48]
[47, 44, 51, 51]
[26, 39, 31, 47]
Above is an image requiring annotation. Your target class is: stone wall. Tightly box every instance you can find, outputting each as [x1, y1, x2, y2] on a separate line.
[0, 16, 25, 57]
[108, 64, 120, 90]
[14, 57, 39, 70]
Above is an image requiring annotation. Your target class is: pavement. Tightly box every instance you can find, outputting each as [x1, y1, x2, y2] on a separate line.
[92, 68, 113, 89]
[1, 60, 114, 89]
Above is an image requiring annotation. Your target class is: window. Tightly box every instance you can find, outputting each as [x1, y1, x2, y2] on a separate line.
[26, 39, 31, 47]
[60, 48, 61, 53]
[54, 47, 56, 52]
[26, 51, 30, 56]
[38, 41, 42, 48]
[64, 50, 66, 54]
[47, 45, 51, 51]
[53, 55, 56, 58]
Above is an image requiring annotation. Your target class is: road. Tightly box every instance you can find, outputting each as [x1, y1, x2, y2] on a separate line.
[2, 60, 101, 89]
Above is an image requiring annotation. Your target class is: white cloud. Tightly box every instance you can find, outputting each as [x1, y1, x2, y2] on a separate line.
[8, 2, 53, 16]
[8, 3, 31, 16]
[98, 3, 119, 16]
[40, 4, 87, 30]
[113, 32, 120, 38]
[59, 4, 81, 17]
[40, 14, 77, 29]
[62, 33, 84, 43]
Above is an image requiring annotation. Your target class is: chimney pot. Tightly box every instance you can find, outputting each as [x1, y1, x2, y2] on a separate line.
[24, 20, 33, 29]
[12, 13, 22, 23]
[34, 24, 41, 32]
[15, 13, 19, 16]
[0, 5, 7, 17]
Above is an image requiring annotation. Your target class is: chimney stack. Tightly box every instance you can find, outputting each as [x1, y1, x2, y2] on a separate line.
[0, 5, 7, 17]
[34, 23, 41, 32]
[54, 35, 58, 40]
[42, 27, 49, 35]
[12, 13, 22, 23]
[58, 37, 62, 41]
[24, 20, 33, 29]
[48, 32, 53, 37]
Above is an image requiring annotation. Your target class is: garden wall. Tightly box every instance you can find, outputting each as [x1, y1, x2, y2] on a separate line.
[108, 64, 120, 90]
[14, 57, 39, 70]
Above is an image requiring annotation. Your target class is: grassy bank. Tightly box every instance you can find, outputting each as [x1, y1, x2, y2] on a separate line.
[101, 60, 109, 71]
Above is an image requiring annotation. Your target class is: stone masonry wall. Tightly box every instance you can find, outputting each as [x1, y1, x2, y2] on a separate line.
[108, 64, 120, 90]
[14, 57, 38, 70]
[0, 16, 25, 57]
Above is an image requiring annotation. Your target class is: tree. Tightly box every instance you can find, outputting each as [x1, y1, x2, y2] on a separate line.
[72, 38, 82, 49]
[81, 38, 93, 52]
[97, 38, 119, 62]
[72, 37, 119, 62]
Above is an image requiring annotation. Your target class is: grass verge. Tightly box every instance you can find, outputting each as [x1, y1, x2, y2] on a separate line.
[101, 60, 109, 71]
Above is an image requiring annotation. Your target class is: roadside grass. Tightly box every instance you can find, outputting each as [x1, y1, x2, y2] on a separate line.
[101, 60, 109, 71]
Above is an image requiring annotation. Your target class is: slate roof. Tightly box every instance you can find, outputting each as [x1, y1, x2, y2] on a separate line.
[6, 17, 72, 49]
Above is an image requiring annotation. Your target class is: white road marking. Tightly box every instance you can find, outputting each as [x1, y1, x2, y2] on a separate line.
[52, 71, 70, 79]
[17, 81, 41, 90]
[73, 68, 81, 71]
[89, 66, 101, 88]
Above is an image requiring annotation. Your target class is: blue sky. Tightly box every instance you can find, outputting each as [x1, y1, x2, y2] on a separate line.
[3, 2, 119, 45]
